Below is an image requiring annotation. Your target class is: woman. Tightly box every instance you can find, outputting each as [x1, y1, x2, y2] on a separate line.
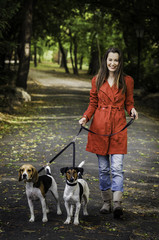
[79, 47, 138, 218]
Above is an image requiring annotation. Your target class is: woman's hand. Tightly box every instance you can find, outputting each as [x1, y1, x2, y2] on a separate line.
[131, 108, 138, 120]
[79, 117, 87, 126]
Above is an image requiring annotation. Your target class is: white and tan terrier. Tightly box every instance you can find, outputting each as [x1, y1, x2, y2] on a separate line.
[18, 164, 62, 222]
[60, 161, 89, 225]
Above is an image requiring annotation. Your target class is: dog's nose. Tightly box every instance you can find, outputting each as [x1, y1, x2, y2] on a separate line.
[23, 173, 27, 179]
[70, 177, 74, 182]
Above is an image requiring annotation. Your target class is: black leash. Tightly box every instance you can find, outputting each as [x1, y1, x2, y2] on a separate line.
[81, 117, 135, 137]
[38, 117, 135, 173]
[38, 126, 83, 173]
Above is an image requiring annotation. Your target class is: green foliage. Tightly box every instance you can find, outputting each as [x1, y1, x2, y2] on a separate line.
[0, 0, 21, 38]
[1, 0, 159, 91]
[142, 45, 159, 92]
[0, 0, 22, 85]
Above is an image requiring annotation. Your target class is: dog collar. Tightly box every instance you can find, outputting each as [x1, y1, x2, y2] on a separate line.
[66, 181, 77, 186]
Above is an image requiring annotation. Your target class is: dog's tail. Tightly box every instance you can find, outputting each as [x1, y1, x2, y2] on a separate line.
[78, 161, 85, 179]
[45, 165, 52, 176]
[78, 160, 85, 168]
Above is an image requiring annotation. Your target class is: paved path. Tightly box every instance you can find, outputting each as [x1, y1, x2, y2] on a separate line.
[29, 69, 91, 90]
[0, 69, 159, 240]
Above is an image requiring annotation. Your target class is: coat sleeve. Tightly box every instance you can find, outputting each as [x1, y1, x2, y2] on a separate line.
[83, 76, 98, 121]
[125, 76, 135, 115]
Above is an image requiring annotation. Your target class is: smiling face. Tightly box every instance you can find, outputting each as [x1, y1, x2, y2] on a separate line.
[106, 52, 119, 73]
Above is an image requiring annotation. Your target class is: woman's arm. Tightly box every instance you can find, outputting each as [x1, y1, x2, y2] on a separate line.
[79, 76, 98, 124]
[125, 76, 138, 120]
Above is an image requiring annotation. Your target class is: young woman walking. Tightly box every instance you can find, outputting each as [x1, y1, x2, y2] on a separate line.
[79, 47, 138, 218]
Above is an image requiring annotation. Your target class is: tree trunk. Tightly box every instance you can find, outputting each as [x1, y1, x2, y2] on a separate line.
[34, 42, 37, 67]
[70, 39, 74, 72]
[70, 36, 78, 75]
[60, 50, 68, 68]
[88, 47, 99, 75]
[60, 54, 65, 67]
[88, 33, 99, 75]
[58, 38, 69, 74]
[73, 38, 78, 75]
[16, 0, 33, 90]
[14, 47, 18, 67]
[58, 49, 61, 65]
[79, 55, 83, 70]
[8, 51, 13, 70]
[0, 54, 5, 71]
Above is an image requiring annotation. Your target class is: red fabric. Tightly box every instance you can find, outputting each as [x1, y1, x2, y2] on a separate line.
[83, 75, 135, 155]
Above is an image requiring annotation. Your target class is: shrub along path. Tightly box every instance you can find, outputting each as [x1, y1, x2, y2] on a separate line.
[0, 68, 159, 240]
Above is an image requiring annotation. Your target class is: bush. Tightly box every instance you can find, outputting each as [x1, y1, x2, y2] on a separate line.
[124, 62, 137, 81]
[143, 67, 159, 93]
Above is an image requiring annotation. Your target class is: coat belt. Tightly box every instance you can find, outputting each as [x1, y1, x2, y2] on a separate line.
[98, 105, 124, 120]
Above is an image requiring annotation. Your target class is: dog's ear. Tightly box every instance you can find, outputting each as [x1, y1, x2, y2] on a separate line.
[32, 167, 38, 183]
[76, 167, 84, 175]
[60, 167, 68, 175]
[18, 168, 22, 181]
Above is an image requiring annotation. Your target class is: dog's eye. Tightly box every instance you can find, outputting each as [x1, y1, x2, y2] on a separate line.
[28, 169, 31, 173]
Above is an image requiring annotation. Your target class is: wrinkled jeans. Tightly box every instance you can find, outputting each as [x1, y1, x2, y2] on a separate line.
[97, 154, 124, 192]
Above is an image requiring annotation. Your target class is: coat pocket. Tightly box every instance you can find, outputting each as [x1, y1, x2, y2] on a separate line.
[90, 108, 108, 134]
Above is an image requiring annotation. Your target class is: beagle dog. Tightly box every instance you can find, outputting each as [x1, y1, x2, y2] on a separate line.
[60, 161, 89, 225]
[18, 164, 62, 222]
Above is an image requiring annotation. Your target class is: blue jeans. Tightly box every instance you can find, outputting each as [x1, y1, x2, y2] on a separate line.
[97, 154, 124, 192]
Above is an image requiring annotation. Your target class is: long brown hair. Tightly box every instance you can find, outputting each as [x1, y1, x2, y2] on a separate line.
[96, 47, 126, 93]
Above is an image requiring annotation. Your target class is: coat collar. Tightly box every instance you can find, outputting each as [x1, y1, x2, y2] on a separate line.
[112, 83, 119, 96]
[100, 81, 114, 102]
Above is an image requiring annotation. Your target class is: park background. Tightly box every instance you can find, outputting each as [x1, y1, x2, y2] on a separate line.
[0, 1, 159, 240]
[1, 0, 159, 95]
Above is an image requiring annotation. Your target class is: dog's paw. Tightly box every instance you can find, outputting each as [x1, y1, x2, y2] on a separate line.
[83, 211, 89, 216]
[57, 209, 62, 215]
[64, 219, 71, 224]
[73, 220, 79, 225]
[42, 217, 48, 223]
[29, 217, 35, 223]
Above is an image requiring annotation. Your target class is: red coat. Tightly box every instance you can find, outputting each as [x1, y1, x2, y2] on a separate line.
[83, 75, 135, 155]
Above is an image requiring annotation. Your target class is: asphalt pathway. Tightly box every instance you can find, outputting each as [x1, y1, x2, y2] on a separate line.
[0, 69, 159, 240]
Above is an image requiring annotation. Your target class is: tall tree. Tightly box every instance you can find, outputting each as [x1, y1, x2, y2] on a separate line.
[58, 37, 69, 73]
[16, 0, 33, 89]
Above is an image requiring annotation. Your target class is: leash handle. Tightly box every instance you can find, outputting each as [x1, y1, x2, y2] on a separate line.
[132, 114, 136, 120]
